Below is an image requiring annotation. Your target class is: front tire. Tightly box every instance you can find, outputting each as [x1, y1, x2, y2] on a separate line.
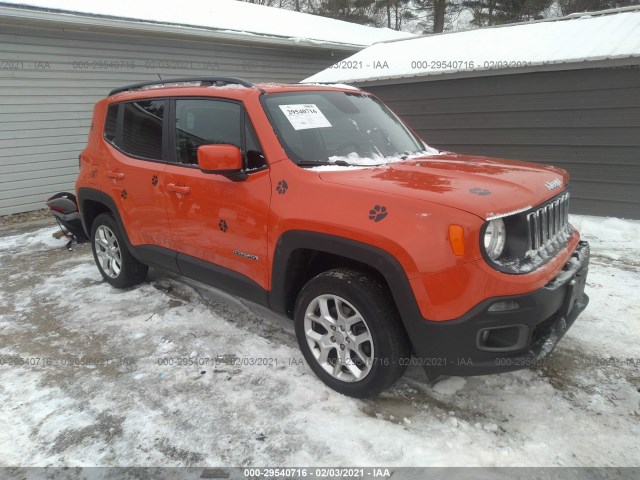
[91, 213, 148, 288]
[294, 269, 411, 398]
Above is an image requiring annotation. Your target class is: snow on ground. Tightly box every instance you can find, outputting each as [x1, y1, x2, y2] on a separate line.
[0, 215, 639, 467]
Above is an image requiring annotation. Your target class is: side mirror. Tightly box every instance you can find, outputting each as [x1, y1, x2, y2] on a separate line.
[197, 144, 246, 180]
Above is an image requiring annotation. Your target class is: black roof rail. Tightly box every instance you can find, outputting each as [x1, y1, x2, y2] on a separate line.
[108, 77, 255, 96]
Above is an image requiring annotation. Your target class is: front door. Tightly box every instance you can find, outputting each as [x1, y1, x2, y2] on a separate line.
[164, 98, 271, 297]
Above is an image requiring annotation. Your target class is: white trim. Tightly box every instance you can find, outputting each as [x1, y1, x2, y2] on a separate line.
[486, 206, 533, 221]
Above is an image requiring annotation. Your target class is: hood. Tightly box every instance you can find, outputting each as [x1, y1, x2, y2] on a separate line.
[317, 153, 569, 219]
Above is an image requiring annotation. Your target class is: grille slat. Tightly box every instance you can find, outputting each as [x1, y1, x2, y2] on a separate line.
[532, 211, 540, 249]
[541, 207, 548, 245]
[527, 193, 570, 251]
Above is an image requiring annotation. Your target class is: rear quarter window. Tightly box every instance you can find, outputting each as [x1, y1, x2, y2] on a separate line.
[121, 100, 165, 161]
[103, 100, 165, 161]
[104, 104, 118, 143]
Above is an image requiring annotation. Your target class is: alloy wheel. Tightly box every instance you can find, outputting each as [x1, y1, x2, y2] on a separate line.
[94, 225, 122, 279]
[303, 294, 374, 382]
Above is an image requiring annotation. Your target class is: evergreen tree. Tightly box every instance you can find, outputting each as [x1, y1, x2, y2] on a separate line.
[463, 0, 554, 26]
[316, 0, 380, 25]
[559, 0, 635, 15]
[413, 0, 466, 33]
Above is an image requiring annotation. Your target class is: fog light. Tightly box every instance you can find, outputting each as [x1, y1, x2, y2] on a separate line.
[477, 325, 528, 352]
[488, 300, 520, 312]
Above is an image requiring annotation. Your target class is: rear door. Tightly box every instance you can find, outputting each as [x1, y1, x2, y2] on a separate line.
[105, 99, 172, 250]
[164, 98, 271, 296]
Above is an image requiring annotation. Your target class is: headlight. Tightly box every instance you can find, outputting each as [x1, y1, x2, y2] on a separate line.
[484, 218, 506, 260]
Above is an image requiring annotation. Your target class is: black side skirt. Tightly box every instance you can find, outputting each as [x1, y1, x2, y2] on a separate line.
[175, 252, 269, 306]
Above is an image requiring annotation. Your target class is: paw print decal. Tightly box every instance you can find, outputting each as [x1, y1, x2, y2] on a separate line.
[469, 187, 491, 196]
[368, 205, 388, 222]
[121, 189, 128, 200]
[218, 220, 228, 232]
[151, 175, 158, 186]
[276, 180, 288, 195]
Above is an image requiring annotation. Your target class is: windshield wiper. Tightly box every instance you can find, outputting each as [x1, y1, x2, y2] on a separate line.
[297, 160, 350, 167]
[298, 160, 383, 168]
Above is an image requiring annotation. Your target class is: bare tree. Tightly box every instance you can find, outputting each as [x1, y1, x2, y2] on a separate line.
[314, 0, 384, 26]
[239, 0, 640, 32]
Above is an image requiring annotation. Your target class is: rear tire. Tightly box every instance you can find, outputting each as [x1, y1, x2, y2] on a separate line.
[91, 213, 148, 288]
[294, 268, 410, 398]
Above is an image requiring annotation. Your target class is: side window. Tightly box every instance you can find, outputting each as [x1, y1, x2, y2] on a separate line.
[175, 100, 241, 165]
[120, 100, 165, 160]
[104, 104, 118, 144]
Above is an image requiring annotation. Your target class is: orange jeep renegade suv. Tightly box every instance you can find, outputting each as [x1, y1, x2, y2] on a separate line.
[76, 77, 589, 397]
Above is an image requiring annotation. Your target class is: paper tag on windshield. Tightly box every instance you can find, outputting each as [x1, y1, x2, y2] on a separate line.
[279, 104, 332, 130]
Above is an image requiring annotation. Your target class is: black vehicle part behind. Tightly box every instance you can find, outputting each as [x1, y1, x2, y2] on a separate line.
[46, 192, 89, 250]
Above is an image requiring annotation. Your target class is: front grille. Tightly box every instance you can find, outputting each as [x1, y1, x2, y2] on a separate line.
[526, 192, 570, 252]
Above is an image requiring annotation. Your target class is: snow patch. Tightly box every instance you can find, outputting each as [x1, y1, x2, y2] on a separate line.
[308, 165, 370, 172]
[0, 226, 65, 254]
[571, 214, 640, 259]
[303, 83, 361, 91]
[326, 147, 442, 167]
[433, 377, 467, 395]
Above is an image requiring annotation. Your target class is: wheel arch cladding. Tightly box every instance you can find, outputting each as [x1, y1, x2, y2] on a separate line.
[78, 187, 178, 271]
[77, 188, 117, 235]
[77, 187, 135, 252]
[270, 230, 426, 350]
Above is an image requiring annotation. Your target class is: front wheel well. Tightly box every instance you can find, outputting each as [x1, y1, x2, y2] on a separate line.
[282, 249, 395, 319]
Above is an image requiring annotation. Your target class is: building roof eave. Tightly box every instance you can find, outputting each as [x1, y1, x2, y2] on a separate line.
[321, 57, 640, 87]
[0, 4, 365, 52]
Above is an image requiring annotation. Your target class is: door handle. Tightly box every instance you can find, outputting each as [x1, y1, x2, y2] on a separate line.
[167, 183, 191, 194]
[107, 171, 125, 180]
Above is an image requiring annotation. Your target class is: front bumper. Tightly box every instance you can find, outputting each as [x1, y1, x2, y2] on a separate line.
[411, 241, 590, 376]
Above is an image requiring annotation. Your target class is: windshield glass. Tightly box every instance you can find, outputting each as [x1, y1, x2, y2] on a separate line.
[261, 91, 437, 166]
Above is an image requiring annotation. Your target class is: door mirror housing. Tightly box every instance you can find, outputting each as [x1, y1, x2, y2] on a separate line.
[197, 144, 246, 180]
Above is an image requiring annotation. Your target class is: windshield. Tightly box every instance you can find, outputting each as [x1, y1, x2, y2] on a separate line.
[261, 91, 434, 166]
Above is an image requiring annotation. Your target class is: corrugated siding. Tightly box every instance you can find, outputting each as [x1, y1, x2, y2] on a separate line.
[303, 8, 640, 85]
[0, 22, 347, 215]
[364, 68, 640, 219]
